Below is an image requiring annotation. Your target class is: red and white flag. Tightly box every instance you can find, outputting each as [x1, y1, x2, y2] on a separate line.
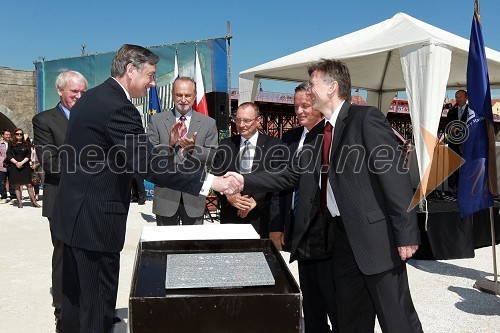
[193, 49, 209, 116]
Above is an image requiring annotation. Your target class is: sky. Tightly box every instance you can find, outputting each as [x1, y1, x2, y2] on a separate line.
[1, 0, 499, 97]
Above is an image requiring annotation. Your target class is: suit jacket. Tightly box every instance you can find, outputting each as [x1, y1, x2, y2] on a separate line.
[269, 127, 302, 250]
[269, 121, 325, 254]
[212, 133, 282, 236]
[52, 78, 204, 253]
[244, 102, 420, 274]
[32, 104, 68, 218]
[446, 103, 468, 154]
[147, 110, 218, 217]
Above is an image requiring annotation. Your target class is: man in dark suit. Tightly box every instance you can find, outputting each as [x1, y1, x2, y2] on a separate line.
[446, 89, 468, 196]
[130, 173, 146, 204]
[237, 59, 422, 333]
[32, 70, 88, 331]
[51, 44, 241, 332]
[148, 77, 218, 225]
[213, 102, 281, 238]
[269, 83, 336, 333]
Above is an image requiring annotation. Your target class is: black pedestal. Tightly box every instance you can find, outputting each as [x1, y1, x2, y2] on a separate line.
[129, 239, 301, 333]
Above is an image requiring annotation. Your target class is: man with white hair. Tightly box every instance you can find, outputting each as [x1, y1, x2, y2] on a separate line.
[32, 70, 88, 332]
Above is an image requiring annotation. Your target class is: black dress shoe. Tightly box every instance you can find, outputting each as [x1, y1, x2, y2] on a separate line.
[113, 316, 121, 324]
[138, 201, 146, 205]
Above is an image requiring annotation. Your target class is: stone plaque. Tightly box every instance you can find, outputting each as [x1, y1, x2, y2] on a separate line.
[165, 252, 275, 289]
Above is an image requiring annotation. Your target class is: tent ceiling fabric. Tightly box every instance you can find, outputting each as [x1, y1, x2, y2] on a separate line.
[238, 12, 500, 187]
[239, 12, 500, 92]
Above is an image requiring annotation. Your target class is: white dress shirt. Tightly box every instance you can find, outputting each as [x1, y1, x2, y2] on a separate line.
[323, 101, 344, 217]
[239, 131, 259, 169]
[174, 109, 193, 135]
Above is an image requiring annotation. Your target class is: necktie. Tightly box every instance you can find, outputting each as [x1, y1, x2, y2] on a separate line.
[179, 115, 187, 137]
[321, 122, 333, 212]
[293, 185, 300, 212]
[240, 140, 252, 174]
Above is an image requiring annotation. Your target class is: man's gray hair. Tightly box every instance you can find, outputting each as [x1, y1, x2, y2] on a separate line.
[111, 44, 160, 78]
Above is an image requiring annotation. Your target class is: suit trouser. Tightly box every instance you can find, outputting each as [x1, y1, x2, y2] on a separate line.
[332, 218, 423, 333]
[61, 244, 119, 333]
[48, 218, 63, 317]
[298, 258, 337, 333]
[156, 198, 203, 226]
[156, 213, 203, 226]
[0, 170, 16, 199]
[130, 174, 146, 203]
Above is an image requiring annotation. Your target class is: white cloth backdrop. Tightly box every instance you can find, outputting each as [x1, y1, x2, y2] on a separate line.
[400, 44, 452, 191]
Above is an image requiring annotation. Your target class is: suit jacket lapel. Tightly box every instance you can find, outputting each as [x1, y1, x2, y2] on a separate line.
[331, 102, 350, 157]
[288, 128, 303, 155]
[308, 120, 325, 180]
[461, 105, 469, 122]
[253, 133, 267, 172]
[230, 135, 241, 171]
[54, 104, 69, 132]
[106, 77, 130, 102]
[162, 110, 183, 159]
[163, 109, 176, 133]
[187, 111, 201, 137]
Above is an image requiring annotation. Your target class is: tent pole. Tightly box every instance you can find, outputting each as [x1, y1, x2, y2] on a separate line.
[473, 206, 500, 295]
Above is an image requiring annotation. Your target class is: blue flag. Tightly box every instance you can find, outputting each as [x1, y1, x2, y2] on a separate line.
[458, 1, 497, 217]
[147, 86, 162, 124]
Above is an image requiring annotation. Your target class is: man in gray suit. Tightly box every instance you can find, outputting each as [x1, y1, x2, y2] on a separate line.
[148, 77, 218, 225]
[32, 70, 88, 331]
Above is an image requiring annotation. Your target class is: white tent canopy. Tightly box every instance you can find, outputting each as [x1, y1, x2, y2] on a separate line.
[238, 12, 500, 191]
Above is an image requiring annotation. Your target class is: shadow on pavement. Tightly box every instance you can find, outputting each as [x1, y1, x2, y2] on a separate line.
[140, 213, 156, 223]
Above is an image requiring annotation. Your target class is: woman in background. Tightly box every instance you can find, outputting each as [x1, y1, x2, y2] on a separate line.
[7, 129, 41, 208]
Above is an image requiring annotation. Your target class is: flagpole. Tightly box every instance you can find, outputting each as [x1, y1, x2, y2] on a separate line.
[462, 0, 500, 295]
[473, 206, 500, 295]
[226, 20, 232, 136]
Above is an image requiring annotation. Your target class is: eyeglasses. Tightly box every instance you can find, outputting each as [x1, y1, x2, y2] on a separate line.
[15, 133, 23, 136]
[234, 117, 258, 125]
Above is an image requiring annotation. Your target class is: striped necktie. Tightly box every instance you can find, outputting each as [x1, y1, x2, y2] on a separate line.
[240, 140, 252, 174]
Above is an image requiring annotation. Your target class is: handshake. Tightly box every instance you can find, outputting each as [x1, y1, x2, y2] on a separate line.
[211, 172, 245, 196]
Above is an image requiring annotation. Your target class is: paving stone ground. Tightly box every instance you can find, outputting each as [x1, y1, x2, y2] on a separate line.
[1, 192, 499, 332]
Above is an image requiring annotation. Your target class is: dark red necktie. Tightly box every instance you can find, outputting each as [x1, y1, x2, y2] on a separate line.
[321, 122, 333, 212]
[179, 115, 187, 137]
